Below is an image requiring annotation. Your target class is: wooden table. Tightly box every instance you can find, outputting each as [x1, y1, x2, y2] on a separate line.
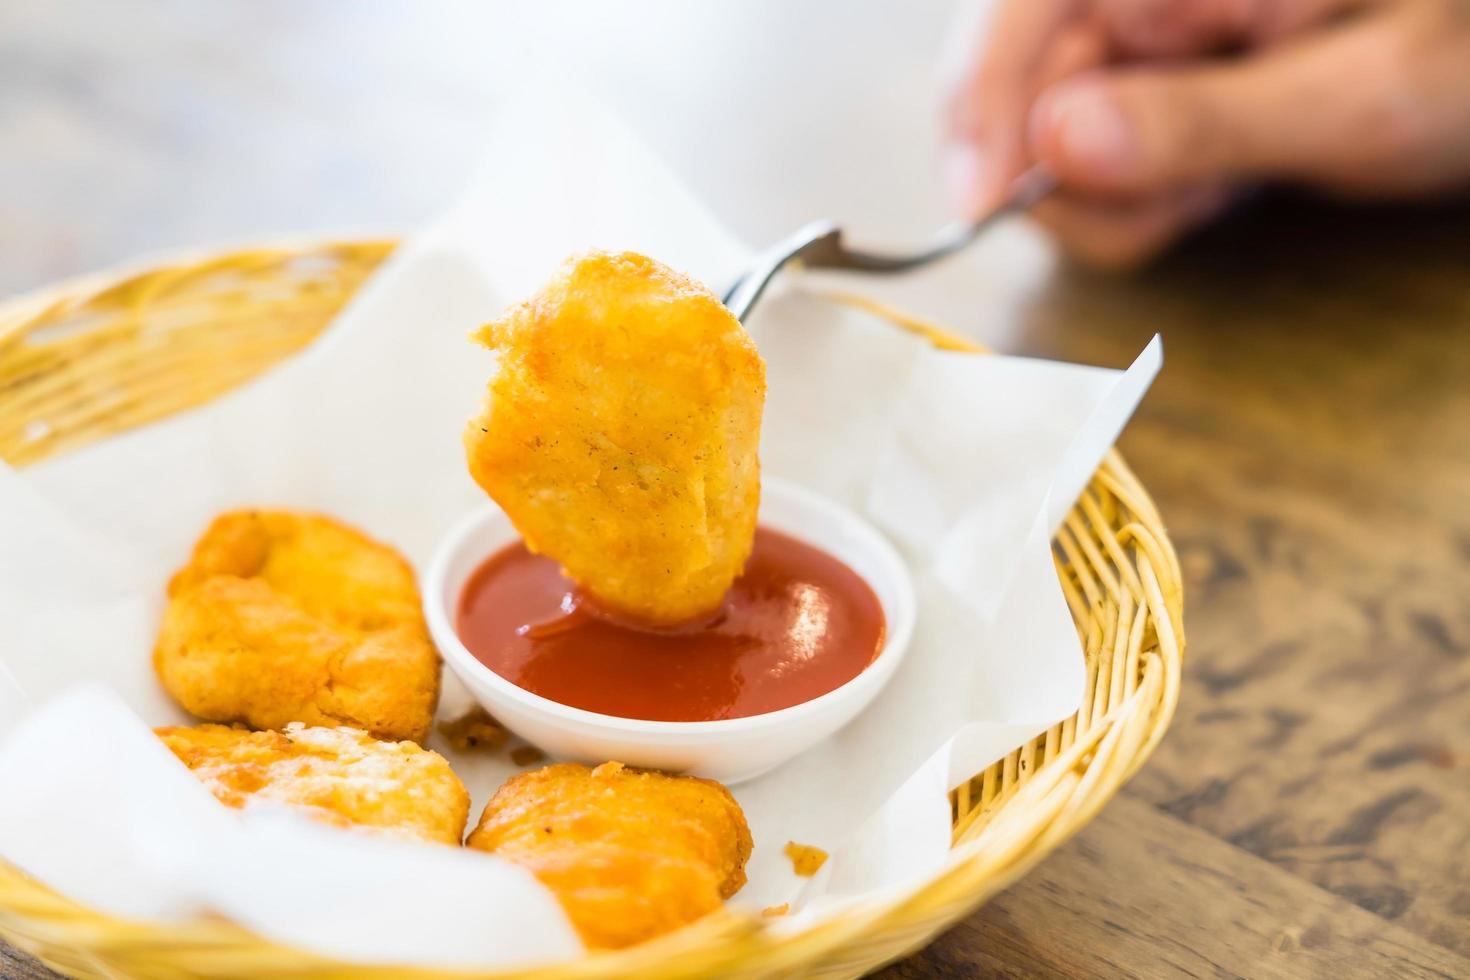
[878, 198, 1470, 978]
[3, 4, 1468, 977]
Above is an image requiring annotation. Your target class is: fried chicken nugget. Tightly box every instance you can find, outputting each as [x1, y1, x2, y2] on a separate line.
[154, 511, 440, 743]
[466, 762, 752, 949]
[464, 251, 766, 625]
[157, 723, 469, 844]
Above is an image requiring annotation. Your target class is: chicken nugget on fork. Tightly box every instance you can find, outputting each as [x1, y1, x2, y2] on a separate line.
[464, 251, 766, 626]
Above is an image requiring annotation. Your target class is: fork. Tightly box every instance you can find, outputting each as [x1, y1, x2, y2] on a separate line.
[721, 165, 1055, 322]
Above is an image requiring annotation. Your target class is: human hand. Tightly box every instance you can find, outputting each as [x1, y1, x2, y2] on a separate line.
[945, 0, 1470, 268]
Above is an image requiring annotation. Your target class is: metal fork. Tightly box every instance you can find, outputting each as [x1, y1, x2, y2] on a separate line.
[721, 166, 1055, 322]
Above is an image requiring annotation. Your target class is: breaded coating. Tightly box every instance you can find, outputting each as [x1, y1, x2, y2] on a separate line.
[157, 723, 469, 845]
[154, 510, 440, 743]
[464, 251, 766, 625]
[466, 761, 752, 949]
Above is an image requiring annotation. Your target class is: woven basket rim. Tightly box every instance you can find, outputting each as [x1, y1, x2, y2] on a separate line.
[0, 238, 1185, 980]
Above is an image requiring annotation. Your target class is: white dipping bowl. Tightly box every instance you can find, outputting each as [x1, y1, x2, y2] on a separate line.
[424, 478, 915, 785]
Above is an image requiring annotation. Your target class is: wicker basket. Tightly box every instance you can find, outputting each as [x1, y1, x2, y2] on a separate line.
[0, 241, 1184, 979]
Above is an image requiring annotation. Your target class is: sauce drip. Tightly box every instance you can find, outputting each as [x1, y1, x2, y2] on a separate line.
[456, 527, 886, 722]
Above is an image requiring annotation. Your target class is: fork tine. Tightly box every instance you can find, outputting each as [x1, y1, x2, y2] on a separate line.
[722, 221, 840, 322]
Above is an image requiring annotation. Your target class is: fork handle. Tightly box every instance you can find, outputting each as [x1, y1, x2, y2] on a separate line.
[838, 165, 1057, 272]
[722, 165, 1056, 323]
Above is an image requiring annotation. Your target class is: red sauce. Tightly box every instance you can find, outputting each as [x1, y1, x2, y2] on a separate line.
[456, 527, 886, 722]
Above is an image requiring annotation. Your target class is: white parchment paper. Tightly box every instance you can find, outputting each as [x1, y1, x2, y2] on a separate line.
[0, 85, 1159, 967]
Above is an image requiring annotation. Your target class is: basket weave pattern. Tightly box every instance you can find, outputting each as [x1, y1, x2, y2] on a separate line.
[0, 242, 1184, 979]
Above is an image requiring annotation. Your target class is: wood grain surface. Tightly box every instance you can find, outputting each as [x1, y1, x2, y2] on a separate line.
[2, 3, 1468, 978]
[870, 198, 1470, 978]
[882, 797, 1470, 980]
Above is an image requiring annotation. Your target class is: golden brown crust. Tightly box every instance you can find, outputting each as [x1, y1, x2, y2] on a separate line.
[156, 723, 469, 845]
[466, 761, 753, 949]
[153, 510, 440, 742]
[464, 251, 765, 625]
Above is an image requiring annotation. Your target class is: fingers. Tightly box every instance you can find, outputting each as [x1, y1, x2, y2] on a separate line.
[1030, 185, 1235, 269]
[942, 0, 1369, 218]
[1028, 2, 1470, 196]
[944, 0, 1086, 214]
[1096, 0, 1370, 57]
[1035, 21, 1112, 94]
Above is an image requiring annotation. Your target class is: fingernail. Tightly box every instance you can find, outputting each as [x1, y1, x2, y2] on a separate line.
[1035, 81, 1139, 179]
[943, 141, 996, 217]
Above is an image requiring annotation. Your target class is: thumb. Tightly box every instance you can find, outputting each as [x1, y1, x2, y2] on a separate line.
[1027, 11, 1422, 194]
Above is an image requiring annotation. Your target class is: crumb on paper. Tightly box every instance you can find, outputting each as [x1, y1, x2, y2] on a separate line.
[437, 706, 509, 752]
[511, 745, 547, 766]
[784, 841, 828, 877]
[762, 903, 790, 918]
